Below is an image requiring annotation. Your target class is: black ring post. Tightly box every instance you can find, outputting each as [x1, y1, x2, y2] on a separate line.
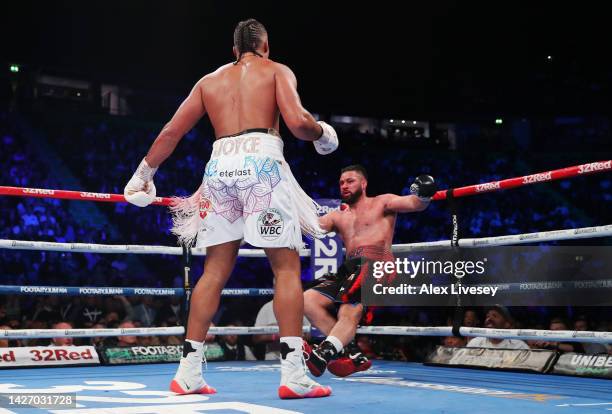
[447, 188, 464, 338]
[182, 245, 192, 331]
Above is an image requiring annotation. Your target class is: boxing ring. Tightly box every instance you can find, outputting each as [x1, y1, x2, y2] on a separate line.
[1, 360, 611, 413]
[1, 160, 612, 413]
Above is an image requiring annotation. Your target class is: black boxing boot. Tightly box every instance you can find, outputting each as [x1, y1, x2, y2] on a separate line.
[305, 340, 339, 377]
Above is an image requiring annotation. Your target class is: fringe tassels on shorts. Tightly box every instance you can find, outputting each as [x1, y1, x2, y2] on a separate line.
[169, 184, 203, 247]
[281, 163, 326, 241]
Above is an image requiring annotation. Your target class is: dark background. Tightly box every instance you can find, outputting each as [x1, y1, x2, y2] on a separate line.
[3, 1, 611, 118]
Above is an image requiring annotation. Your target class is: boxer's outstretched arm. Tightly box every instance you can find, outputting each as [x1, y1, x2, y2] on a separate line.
[274, 64, 323, 141]
[319, 213, 336, 233]
[383, 194, 429, 213]
[145, 80, 207, 167]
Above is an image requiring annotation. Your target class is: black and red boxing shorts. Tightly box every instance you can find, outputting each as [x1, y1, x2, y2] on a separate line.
[311, 245, 396, 304]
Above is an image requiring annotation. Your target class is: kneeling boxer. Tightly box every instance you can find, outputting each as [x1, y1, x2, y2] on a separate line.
[304, 164, 436, 377]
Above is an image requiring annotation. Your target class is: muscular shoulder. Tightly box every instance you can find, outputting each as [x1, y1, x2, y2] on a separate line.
[205, 60, 291, 79]
[202, 63, 235, 80]
[271, 61, 292, 72]
[375, 194, 402, 214]
[375, 194, 397, 206]
[375, 194, 396, 202]
[271, 62, 297, 81]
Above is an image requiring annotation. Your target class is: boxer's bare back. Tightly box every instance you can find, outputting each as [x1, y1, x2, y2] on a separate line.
[202, 55, 280, 137]
[145, 51, 321, 167]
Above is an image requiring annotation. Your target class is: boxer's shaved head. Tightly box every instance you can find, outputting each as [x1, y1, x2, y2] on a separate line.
[233, 19, 268, 62]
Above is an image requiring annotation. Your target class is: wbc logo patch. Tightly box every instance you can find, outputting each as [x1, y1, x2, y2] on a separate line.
[257, 208, 284, 240]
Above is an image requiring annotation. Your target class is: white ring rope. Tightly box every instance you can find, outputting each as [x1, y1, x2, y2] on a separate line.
[2, 225, 611, 343]
[3, 326, 185, 339]
[0, 239, 310, 257]
[356, 326, 612, 344]
[0, 326, 305, 340]
[394, 224, 612, 252]
[2, 325, 611, 343]
[1, 224, 610, 257]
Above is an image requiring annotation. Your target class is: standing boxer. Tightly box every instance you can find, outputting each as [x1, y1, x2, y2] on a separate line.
[124, 19, 338, 399]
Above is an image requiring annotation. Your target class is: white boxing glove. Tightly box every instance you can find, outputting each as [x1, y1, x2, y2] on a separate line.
[313, 121, 338, 155]
[124, 158, 158, 207]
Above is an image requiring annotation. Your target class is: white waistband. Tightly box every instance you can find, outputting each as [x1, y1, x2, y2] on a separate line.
[211, 133, 285, 160]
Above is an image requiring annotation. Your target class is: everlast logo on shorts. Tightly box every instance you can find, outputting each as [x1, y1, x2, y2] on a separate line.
[219, 169, 253, 178]
[212, 136, 261, 157]
[257, 208, 284, 240]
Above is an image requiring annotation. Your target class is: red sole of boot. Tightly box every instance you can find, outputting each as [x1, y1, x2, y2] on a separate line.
[170, 380, 217, 395]
[328, 360, 372, 377]
[278, 385, 332, 399]
[356, 360, 373, 373]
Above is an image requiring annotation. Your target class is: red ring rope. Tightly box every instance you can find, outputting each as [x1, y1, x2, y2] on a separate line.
[0, 160, 610, 205]
[431, 159, 611, 200]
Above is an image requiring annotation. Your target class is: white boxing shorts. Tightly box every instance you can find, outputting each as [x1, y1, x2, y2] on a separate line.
[170, 129, 324, 250]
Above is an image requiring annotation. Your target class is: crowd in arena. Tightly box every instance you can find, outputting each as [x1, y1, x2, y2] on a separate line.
[1, 107, 611, 360]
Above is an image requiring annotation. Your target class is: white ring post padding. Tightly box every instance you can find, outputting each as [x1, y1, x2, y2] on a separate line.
[1, 224, 611, 256]
[3, 325, 611, 343]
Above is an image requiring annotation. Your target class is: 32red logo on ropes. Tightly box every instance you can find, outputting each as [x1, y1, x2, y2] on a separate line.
[475, 181, 501, 192]
[80, 192, 111, 199]
[578, 160, 611, 174]
[257, 208, 284, 240]
[522, 171, 552, 184]
[22, 188, 54, 195]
